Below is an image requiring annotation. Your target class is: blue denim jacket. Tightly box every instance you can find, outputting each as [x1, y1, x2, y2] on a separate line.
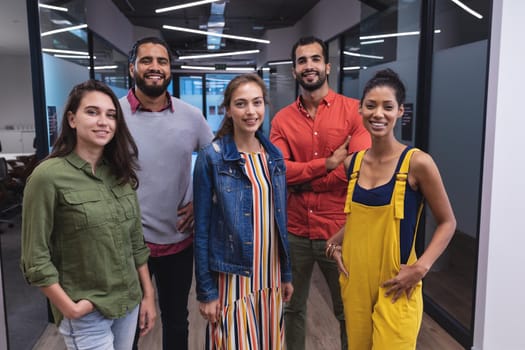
[193, 131, 291, 302]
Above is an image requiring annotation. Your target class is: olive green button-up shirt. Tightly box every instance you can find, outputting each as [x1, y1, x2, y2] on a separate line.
[20, 152, 149, 325]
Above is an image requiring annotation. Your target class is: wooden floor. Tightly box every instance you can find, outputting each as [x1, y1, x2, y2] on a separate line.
[32, 266, 463, 350]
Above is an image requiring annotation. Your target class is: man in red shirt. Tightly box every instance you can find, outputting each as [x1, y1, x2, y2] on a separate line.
[270, 36, 371, 350]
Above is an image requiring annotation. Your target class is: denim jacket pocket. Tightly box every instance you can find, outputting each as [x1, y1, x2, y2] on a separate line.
[217, 164, 243, 193]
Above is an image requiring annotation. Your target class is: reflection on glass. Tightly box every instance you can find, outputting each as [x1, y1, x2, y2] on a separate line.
[342, 1, 421, 143]
[180, 76, 204, 112]
[39, 0, 89, 151]
[91, 32, 129, 98]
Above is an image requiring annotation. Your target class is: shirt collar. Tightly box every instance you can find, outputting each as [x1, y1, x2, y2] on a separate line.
[126, 89, 174, 113]
[65, 151, 108, 170]
[295, 89, 335, 114]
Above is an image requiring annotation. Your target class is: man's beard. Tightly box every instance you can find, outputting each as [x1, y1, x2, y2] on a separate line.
[296, 70, 327, 91]
[135, 73, 172, 98]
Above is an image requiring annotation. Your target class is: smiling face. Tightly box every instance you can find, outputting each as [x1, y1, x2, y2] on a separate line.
[130, 43, 172, 98]
[292, 42, 331, 92]
[226, 82, 265, 137]
[67, 91, 117, 154]
[359, 85, 404, 138]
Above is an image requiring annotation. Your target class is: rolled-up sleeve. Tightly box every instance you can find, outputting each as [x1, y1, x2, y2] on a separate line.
[20, 166, 59, 287]
[130, 191, 150, 268]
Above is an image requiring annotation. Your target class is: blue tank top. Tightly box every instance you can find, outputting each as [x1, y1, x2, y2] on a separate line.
[347, 147, 423, 264]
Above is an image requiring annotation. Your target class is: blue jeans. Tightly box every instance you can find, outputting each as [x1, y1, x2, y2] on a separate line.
[284, 234, 347, 350]
[59, 304, 139, 350]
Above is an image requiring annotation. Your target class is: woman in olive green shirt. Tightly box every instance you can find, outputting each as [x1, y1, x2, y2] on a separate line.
[21, 80, 156, 350]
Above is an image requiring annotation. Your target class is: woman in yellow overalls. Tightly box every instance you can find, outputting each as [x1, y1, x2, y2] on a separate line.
[326, 69, 456, 349]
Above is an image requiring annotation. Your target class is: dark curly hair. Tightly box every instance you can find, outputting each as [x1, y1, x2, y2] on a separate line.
[360, 68, 406, 106]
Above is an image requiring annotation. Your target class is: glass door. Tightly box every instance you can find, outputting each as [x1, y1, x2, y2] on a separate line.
[423, 0, 491, 347]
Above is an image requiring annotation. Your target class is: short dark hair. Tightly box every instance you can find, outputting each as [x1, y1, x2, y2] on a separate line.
[49, 80, 140, 188]
[291, 36, 329, 67]
[360, 68, 406, 106]
[128, 36, 173, 66]
[215, 73, 268, 140]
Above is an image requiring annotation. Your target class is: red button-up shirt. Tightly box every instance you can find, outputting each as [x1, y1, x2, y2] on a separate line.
[270, 89, 371, 240]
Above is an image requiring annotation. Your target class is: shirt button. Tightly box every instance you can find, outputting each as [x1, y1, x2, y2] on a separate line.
[314, 131, 318, 136]
[314, 152, 318, 156]
[309, 209, 313, 213]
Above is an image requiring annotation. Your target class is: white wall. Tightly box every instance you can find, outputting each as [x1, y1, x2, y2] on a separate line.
[0, 54, 34, 130]
[473, 1, 525, 349]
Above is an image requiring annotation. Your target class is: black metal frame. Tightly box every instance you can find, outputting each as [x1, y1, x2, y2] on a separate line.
[27, 0, 49, 162]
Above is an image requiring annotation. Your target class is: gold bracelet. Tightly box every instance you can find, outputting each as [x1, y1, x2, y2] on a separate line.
[327, 243, 340, 259]
[325, 243, 335, 258]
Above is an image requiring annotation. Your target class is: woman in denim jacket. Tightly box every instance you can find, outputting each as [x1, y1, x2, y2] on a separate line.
[194, 74, 293, 349]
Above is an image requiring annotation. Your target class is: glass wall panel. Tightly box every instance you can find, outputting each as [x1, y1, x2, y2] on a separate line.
[424, 0, 491, 343]
[205, 74, 234, 134]
[180, 76, 204, 112]
[91, 33, 129, 98]
[267, 62, 296, 128]
[39, 0, 89, 150]
[342, 1, 421, 144]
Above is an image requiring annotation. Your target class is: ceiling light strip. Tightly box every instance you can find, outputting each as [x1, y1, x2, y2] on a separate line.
[360, 39, 384, 45]
[163, 25, 270, 44]
[268, 60, 293, 66]
[54, 54, 92, 59]
[450, 0, 483, 19]
[179, 50, 260, 60]
[42, 48, 89, 55]
[88, 65, 118, 70]
[156, 0, 220, 13]
[225, 67, 256, 72]
[360, 29, 441, 40]
[41, 24, 88, 37]
[343, 51, 384, 60]
[343, 66, 366, 71]
[181, 65, 216, 71]
[38, 4, 68, 12]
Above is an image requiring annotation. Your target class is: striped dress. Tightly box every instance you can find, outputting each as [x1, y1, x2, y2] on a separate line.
[206, 151, 285, 350]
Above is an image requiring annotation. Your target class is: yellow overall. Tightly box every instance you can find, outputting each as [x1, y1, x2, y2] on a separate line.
[340, 148, 423, 350]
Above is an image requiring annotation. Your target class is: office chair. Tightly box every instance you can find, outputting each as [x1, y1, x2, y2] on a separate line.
[0, 157, 19, 229]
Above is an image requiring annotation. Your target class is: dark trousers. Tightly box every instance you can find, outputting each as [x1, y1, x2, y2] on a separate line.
[133, 245, 193, 350]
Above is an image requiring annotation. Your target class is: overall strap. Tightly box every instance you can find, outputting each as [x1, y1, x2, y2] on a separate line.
[393, 148, 419, 220]
[344, 150, 366, 214]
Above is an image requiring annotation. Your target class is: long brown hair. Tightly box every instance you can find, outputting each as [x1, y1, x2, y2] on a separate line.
[214, 73, 268, 140]
[49, 80, 140, 188]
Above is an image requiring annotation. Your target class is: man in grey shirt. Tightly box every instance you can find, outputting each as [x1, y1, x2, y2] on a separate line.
[121, 37, 213, 350]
